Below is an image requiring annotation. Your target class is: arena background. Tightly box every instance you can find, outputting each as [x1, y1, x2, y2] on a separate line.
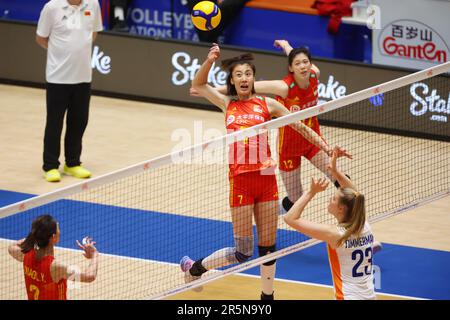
[0, 0, 449, 302]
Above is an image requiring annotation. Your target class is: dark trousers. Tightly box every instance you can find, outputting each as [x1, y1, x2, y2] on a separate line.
[43, 82, 91, 172]
[187, 0, 249, 43]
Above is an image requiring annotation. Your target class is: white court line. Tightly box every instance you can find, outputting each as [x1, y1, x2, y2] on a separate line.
[0, 237, 315, 271]
[3, 192, 449, 299]
[150, 191, 450, 299]
[0, 237, 433, 300]
[2, 190, 450, 299]
[235, 272, 427, 300]
[1, 61, 449, 219]
[0, 237, 177, 267]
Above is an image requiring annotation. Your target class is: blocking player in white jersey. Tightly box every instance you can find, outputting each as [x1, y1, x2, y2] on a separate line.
[284, 146, 376, 300]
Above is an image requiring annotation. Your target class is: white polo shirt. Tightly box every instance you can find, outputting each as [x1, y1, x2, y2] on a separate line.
[37, 0, 103, 84]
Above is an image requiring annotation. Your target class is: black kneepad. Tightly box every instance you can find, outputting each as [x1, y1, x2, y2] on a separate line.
[258, 245, 276, 266]
[282, 197, 294, 211]
[235, 251, 251, 263]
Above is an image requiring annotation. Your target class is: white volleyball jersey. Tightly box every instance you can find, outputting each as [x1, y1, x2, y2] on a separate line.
[327, 222, 376, 300]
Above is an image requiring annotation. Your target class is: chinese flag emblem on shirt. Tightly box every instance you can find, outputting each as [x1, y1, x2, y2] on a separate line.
[84, 11, 91, 16]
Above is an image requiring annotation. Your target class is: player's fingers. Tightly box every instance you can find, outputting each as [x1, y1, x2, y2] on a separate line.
[331, 150, 337, 160]
[314, 178, 321, 186]
[76, 240, 84, 250]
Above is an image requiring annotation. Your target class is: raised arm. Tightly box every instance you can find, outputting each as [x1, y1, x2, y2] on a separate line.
[254, 80, 289, 98]
[190, 84, 227, 97]
[284, 178, 341, 245]
[8, 239, 25, 262]
[274, 39, 294, 56]
[274, 39, 320, 78]
[51, 237, 99, 283]
[192, 44, 229, 112]
[328, 147, 356, 191]
[266, 97, 332, 156]
[312, 64, 320, 78]
[191, 80, 289, 99]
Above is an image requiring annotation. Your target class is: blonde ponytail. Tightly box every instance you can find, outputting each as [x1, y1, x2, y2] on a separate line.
[336, 189, 366, 247]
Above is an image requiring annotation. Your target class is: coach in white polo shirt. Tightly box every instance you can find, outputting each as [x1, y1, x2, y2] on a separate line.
[36, 0, 103, 182]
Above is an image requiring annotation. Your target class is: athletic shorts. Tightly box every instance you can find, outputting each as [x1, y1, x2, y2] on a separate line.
[278, 144, 321, 172]
[229, 170, 279, 207]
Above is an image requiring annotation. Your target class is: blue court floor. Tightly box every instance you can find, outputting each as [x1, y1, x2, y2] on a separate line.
[1, 189, 449, 300]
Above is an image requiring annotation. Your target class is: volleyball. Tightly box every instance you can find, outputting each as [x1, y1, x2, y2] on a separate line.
[191, 1, 222, 31]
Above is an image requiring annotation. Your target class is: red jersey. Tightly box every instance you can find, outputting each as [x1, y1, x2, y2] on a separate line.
[225, 95, 276, 177]
[276, 69, 321, 158]
[23, 249, 67, 300]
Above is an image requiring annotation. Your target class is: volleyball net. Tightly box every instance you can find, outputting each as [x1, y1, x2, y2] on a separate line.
[1, 62, 449, 300]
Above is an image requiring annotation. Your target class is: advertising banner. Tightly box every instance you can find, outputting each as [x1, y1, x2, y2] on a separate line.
[127, 0, 198, 41]
[1, 20, 448, 140]
[372, 0, 450, 70]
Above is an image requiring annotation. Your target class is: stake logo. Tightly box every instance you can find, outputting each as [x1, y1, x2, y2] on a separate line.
[171, 51, 227, 87]
[91, 46, 111, 74]
[410, 82, 449, 123]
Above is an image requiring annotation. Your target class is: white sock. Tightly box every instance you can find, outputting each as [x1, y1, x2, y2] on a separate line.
[260, 263, 276, 295]
[202, 247, 238, 270]
[114, 7, 124, 20]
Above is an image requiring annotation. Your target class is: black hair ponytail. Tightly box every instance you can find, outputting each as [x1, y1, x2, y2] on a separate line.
[19, 215, 57, 253]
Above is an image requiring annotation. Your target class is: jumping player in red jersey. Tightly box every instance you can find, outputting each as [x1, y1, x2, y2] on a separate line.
[8, 214, 99, 300]
[252, 40, 331, 213]
[266, 40, 382, 253]
[180, 43, 348, 300]
[190, 40, 342, 212]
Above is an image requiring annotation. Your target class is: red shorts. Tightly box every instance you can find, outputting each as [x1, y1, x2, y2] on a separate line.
[278, 144, 321, 172]
[229, 170, 279, 207]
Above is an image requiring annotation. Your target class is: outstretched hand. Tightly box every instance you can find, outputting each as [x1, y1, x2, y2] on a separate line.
[327, 146, 352, 172]
[334, 146, 352, 159]
[273, 39, 290, 50]
[76, 237, 97, 259]
[207, 43, 220, 63]
[310, 177, 329, 194]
